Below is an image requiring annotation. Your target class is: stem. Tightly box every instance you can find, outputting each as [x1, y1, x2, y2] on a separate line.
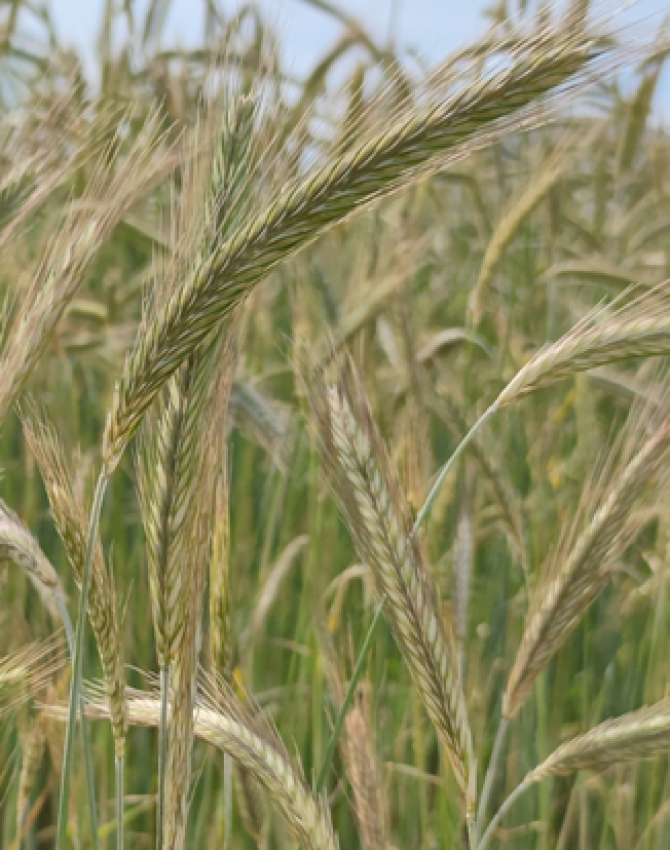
[315, 594, 386, 793]
[477, 779, 532, 850]
[156, 665, 169, 850]
[55, 593, 100, 850]
[55, 469, 109, 850]
[116, 756, 124, 850]
[223, 753, 233, 849]
[412, 404, 498, 538]
[475, 718, 510, 841]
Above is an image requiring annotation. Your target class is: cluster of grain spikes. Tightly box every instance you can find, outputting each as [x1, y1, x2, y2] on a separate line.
[473, 377, 670, 843]
[303, 356, 476, 826]
[40, 11, 663, 848]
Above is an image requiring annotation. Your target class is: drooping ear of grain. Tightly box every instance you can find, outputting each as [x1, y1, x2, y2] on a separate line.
[305, 358, 476, 818]
[504, 396, 670, 719]
[527, 700, 670, 781]
[103, 22, 617, 472]
[0, 498, 62, 618]
[22, 415, 128, 759]
[68, 680, 340, 850]
[0, 111, 176, 426]
[496, 283, 670, 409]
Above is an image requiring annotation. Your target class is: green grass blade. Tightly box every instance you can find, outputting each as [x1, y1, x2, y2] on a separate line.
[315, 594, 385, 793]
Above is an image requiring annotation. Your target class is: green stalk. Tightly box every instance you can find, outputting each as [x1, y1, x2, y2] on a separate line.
[315, 594, 385, 793]
[55, 593, 100, 850]
[477, 778, 532, 850]
[475, 718, 510, 841]
[223, 753, 233, 849]
[156, 665, 169, 850]
[412, 404, 498, 537]
[55, 469, 109, 850]
[115, 756, 124, 850]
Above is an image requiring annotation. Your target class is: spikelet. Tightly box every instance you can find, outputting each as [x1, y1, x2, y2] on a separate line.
[504, 389, 670, 718]
[0, 110, 175, 425]
[0, 498, 62, 618]
[21, 414, 128, 758]
[305, 358, 476, 818]
[103, 18, 622, 472]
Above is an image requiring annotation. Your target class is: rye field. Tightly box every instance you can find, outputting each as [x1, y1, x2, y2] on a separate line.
[1, 1, 670, 848]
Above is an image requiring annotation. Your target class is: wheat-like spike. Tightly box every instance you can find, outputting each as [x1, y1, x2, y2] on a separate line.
[0, 497, 62, 618]
[70, 678, 339, 850]
[306, 360, 476, 817]
[503, 401, 670, 719]
[496, 282, 670, 408]
[21, 415, 128, 758]
[153, 341, 230, 850]
[16, 713, 46, 832]
[137, 366, 204, 671]
[0, 110, 176, 425]
[136, 91, 253, 674]
[526, 700, 670, 781]
[103, 22, 619, 471]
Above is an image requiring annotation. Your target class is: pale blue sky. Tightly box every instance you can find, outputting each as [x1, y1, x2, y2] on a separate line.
[48, 1, 669, 115]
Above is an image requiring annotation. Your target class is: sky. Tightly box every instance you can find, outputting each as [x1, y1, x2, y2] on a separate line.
[47, 0, 670, 116]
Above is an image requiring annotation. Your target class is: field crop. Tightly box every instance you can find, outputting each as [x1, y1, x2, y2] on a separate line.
[1, 1, 670, 849]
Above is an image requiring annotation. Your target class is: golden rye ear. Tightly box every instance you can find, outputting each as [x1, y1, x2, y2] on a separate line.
[303, 356, 476, 818]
